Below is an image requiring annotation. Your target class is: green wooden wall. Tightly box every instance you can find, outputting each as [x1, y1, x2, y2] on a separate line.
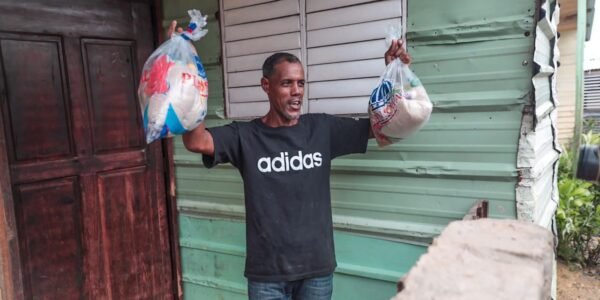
[162, 0, 539, 298]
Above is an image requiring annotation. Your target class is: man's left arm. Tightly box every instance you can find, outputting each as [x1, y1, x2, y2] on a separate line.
[328, 115, 371, 158]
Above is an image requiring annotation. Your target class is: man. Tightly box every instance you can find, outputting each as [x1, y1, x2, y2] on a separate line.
[169, 21, 410, 300]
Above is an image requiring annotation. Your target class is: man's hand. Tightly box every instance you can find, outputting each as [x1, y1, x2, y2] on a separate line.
[385, 40, 411, 65]
[166, 20, 184, 38]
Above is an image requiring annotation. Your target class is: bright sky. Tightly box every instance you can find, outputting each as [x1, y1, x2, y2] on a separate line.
[585, 4, 600, 70]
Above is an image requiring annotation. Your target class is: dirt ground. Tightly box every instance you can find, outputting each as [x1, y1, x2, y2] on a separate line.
[557, 260, 600, 300]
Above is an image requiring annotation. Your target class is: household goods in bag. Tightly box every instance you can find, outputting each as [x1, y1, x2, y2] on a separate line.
[138, 9, 208, 144]
[369, 26, 432, 147]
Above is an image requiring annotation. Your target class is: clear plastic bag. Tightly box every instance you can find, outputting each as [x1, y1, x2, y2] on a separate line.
[369, 25, 432, 147]
[138, 9, 209, 144]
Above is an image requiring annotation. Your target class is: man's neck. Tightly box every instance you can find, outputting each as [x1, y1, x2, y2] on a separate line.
[261, 111, 299, 128]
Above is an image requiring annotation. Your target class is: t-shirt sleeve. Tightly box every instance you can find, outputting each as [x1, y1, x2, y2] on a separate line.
[326, 114, 371, 159]
[202, 122, 242, 169]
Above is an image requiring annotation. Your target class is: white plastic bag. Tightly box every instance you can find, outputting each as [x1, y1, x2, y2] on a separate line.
[138, 9, 209, 144]
[369, 25, 432, 147]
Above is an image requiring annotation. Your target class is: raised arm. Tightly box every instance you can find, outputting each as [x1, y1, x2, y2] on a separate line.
[182, 123, 215, 155]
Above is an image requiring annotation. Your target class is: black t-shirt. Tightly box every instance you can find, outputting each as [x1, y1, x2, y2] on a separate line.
[203, 113, 370, 281]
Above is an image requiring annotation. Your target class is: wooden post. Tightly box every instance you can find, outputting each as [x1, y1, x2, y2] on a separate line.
[572, 0, 588, 176]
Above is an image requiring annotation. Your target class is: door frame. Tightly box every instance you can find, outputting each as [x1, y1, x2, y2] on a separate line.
[0, 1, 182, 298]
[151, 0, 184, 297]
[0, 105, 25, 300]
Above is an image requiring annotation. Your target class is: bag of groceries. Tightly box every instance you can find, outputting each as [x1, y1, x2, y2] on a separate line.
[369, 25, 432, 147]
[138, 9, 209, 144]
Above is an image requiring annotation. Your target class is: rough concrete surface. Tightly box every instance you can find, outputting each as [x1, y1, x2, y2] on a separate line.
[391, 219, 554, 300]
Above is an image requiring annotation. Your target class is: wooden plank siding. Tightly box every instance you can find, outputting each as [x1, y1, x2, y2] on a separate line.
[305, 0, 402, 115]
[556, 30, 577, 144]
[221, 0, 404, 118]
[221, 0, 303, 118]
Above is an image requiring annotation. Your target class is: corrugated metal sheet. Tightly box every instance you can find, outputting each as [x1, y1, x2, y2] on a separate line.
[164, 0, 557, 299]
[177, 215, 425, 299]
[516, 0, 560, 227]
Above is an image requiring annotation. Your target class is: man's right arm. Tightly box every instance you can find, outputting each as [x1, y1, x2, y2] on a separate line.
[182, 123, 215, 156]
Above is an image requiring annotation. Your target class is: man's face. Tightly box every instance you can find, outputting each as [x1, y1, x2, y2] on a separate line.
[261, 61, 305, 121]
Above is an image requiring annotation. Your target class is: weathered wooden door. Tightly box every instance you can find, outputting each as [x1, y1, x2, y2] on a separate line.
[0, 0, 175, 299]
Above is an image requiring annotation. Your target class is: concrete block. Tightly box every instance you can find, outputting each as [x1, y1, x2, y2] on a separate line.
[392, 219, 554, 300]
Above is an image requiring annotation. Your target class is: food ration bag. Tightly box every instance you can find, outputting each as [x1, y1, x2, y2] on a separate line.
[138, 9, 209, 144]
[369, 26, 432, 147]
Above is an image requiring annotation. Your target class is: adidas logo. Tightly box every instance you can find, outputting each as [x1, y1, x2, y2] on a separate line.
[257, 151, 323, 173]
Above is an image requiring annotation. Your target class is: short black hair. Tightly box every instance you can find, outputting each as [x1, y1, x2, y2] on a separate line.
[262, 52, 301, 78]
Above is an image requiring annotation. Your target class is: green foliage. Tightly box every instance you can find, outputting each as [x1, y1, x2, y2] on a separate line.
[556, 178, 600, 265]
[558, 148, 574, 181]
[582, 130, 600, 145]
[583, 118, 598, 133]
[557, 131, 600, 266]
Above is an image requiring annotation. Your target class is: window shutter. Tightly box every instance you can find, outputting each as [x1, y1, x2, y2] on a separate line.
[306, 0, 404, 115]
[220, 0, 304, 119]
[584, 70, 600, 131]
[220, 0, 405, 118]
